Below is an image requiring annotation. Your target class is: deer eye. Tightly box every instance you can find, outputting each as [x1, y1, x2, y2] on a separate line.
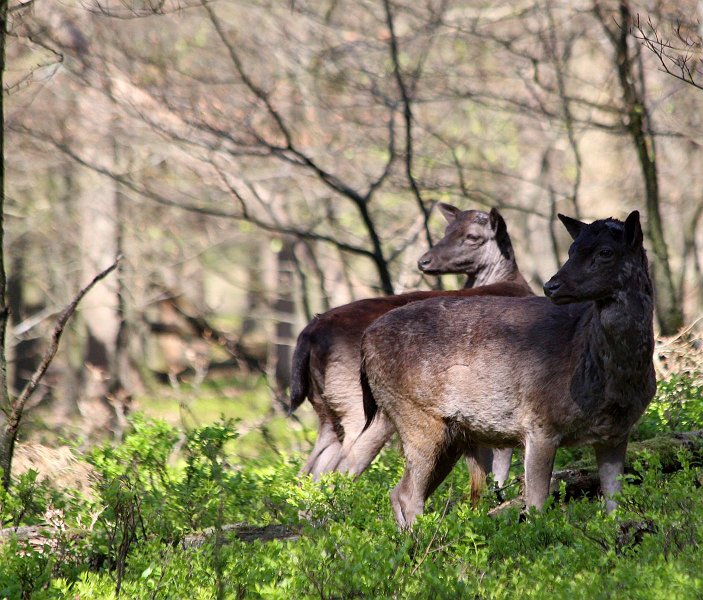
[466, 233, 481, 242]
[599, 248, 614, 259]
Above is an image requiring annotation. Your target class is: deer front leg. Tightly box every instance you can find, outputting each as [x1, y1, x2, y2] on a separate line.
[523, 437, 557, 510]
[594, 439, 628, 514]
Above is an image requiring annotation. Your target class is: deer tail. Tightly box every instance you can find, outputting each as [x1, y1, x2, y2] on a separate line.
[466, 452, 488, 508]
[288, 327, 312, 415]
[361, 356, 378, 431]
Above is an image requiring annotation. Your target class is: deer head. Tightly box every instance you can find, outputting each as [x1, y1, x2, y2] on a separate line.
[417, 203, 515, 277]
[543, 211, 649, 305]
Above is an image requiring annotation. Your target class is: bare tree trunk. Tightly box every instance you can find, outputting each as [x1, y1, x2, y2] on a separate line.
[594, 0, 683, 335]
[301, 241, 331, 313]
[270, 237, 296, 404]
[112, 178, 128, 392]
[52, 168, 82, 421]
[241, 238, 264, 338]
[76, 109, 121, 436]
[7, 238, 41, 396]
[291, 242, 313, 323]
[0, 0, 12, 485]
[108, 172, 133, 439]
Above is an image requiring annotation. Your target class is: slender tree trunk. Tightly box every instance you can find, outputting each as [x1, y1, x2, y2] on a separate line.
[8, 239, 41, 395]
[241, 239, 264, 338]
[595, 1, 683, 334]
[271, 237, 296, 400]
[291, 243, 313, 323]
[357, 200, 394, 295]
[112, 186, 127, 391]
[53, 168, 82, 421]
[77, 105, 121, 436]
[0, 0, 13, 485]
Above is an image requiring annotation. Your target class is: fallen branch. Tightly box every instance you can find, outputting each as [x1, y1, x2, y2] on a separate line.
[170, 299, 265, 374]
[151, 291, 266, 374]
[181, 523, 301, 547]
[0, 522, 301, 549]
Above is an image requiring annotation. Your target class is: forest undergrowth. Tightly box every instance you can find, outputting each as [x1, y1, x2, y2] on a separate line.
[0, 366, 702, 599]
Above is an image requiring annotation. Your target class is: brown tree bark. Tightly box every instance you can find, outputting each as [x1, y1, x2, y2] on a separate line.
[0, 0, 12, 485]
[271, 237, 296, 403]
[594, 0, 684, 335]
[7, 235, 41, 396]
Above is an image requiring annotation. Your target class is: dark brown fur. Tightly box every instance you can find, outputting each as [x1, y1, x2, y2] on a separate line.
[362, 211, 655, 527]
[290, 205, 532, 479]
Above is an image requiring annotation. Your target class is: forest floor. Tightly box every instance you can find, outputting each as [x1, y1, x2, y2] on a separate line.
[1, 369, 702, 599]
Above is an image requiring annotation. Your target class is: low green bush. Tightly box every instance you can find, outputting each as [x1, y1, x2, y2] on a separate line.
[0, 379, 701, 600]
[637, 374, 703, 439]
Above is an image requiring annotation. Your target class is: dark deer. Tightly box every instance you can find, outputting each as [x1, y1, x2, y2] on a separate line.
[290, 204, 532, 480]
[361, 211, 655, 527]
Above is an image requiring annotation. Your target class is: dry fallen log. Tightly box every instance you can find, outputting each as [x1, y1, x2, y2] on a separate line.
[0, 522, 301, 550]
[0, 524, 61, 543]
[181, 523, 301, 548]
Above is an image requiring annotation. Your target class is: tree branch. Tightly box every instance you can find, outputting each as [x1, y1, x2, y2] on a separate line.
[12, 124, 378, 261]
[383, 0, 433, 249]
[1, 256, 121, 489]
[14, 257, 121, 420]
[632, 15, 703, 92]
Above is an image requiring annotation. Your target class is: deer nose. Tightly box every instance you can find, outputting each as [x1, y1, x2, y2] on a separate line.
[418, 256, 432, 270]
[543, 280, 561, 297]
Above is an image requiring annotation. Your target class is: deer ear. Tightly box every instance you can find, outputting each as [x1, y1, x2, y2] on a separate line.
[438, 202, 461, 223]
[624, 210, 643, 247]
[489, 208, 507, 234]
[490, 207, 514, 260]
[558, 214, 587, 240]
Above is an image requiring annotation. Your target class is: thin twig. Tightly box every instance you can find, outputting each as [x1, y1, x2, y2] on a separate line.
[383, 0, 434, 249]
[12, 256, 122, 420]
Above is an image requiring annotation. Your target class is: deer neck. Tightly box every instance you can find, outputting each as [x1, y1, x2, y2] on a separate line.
[469, 258, 522, 289]
[578, 280, 655, 415]
[595, 260, 654, 361]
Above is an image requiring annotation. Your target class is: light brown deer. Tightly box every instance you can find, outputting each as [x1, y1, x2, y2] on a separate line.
[361, 211, 655, 527]
[290, 204, 532, 480]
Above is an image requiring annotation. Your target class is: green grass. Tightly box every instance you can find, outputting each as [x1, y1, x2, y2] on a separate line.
[138, 374, 318, 462]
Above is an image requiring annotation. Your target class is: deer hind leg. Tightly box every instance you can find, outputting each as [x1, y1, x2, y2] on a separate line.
[594, 439, 627, 513]
[308, 421, 343, 480]
[390, 416, 462, 528]
[335, 412, 395, 477]
[300, 395, 342, 479]
[523, 436, 557, 511]
[328, 399, 366, 474]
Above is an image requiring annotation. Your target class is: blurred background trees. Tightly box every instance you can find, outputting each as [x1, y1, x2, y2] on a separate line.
[3, 0, 702, 445]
